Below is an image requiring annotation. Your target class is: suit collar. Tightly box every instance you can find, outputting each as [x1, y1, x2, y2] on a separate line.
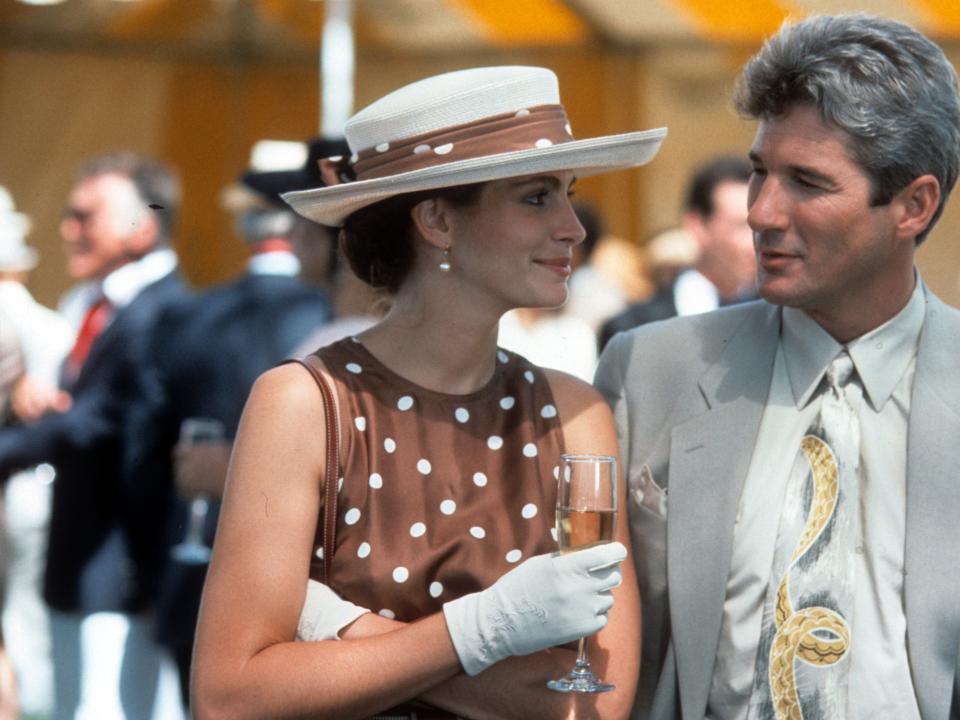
[904, 287, 960, 719]
[668, 301, 781, 719]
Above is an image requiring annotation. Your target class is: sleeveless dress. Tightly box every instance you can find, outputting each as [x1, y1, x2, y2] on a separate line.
[312, 337, 566, 622]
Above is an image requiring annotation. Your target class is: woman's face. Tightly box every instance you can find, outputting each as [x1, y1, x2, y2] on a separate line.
[442, 170, 585, 313]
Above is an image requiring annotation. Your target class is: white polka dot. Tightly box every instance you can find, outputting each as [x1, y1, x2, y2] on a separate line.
[315, 546, 324, 559]
[375, 142, 390, 153]
[357, 542, 371, 558]
[328, 155, 343, 162]
[417, 459, 432, 475]
[414, 144, 431, 154]
[440, 499, 457, 515]
[535, 138, 553, 149]
[350, 153, 359, 163]
[384, 438, 396, 453]
[487, 436, 503, 450]
[565, 123, 573, 135]
[515, 109, 531, 117]
[523, 443, 538, 458]
[378, 608, 395, 619]
[410, 522, 426, 537]
[397, 395, 414, 411]
[393, 567, 409, 583]
[346, 362, 362, 374]
[505, 549, 522, 563]
[338, 477, 344, 493]
[455, 408, 470, 423]
[521, 503, 538, 519]
[344, 508, 361, 525]
[470, 526, 486, 539]
[553, 465, 560, 479]
[434, 143, 454, 155]
[369, 473, 383, 489]
[354, 416, 366, 431]
[429, 581, 444, 598]
[541, 404, 557, 418]
[473, 472, 488, 487]
[499, 396, 515, 410]
[524, 370, 535, 384]
[350, 335, 361, 343]
[497, 350, 509, 364]
[550, 527, 558, 543]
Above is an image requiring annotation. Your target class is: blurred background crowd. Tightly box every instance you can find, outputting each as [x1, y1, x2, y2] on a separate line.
[1, 1, 960, 719]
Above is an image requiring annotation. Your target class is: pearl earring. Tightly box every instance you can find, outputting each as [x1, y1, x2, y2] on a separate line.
[439, 247, 451, 272]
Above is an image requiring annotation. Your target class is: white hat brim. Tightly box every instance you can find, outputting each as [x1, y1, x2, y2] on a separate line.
[283, 127, 667, 226]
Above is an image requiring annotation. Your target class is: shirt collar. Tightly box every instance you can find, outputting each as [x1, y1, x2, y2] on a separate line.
[247, 250, 301, 277]
[781, 279, 926, 411]
[101, 247, 177, 309]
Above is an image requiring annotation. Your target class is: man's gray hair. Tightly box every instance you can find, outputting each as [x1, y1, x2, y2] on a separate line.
[734, 13, 960, 242]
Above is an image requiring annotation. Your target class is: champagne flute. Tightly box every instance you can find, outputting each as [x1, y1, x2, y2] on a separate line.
[547, 453, 618, 694]
[170, 417, 225, 565]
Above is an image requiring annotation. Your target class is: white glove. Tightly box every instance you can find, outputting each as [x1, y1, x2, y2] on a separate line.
[442, 542, 626, 676]
[296, 579, 371, 641]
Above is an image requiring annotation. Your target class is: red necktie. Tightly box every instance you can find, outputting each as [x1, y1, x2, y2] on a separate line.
[66, 297, 112, 376]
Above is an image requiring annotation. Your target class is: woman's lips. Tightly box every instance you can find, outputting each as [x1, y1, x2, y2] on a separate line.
[535, 257, 572, 277]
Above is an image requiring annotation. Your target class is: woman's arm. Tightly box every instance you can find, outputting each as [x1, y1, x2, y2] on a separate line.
[192, 365, 463, 720]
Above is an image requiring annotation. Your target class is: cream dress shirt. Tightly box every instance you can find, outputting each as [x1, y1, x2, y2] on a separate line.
[707, 282, 926, 720]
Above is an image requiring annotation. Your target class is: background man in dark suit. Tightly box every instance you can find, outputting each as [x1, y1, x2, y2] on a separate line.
[0, 152, 189, 719]
[127, 139, 342, 707]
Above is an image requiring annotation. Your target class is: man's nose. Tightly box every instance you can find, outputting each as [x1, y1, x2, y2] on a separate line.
[747, 177, 789, 234]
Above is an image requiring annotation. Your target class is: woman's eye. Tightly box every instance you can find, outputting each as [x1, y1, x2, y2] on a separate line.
[525, 190, 549, 205]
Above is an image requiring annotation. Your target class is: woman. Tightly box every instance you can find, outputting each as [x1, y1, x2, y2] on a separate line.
[193, 66, 666, 720]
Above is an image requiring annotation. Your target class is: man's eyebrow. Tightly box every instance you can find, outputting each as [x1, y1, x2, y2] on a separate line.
[747, 151, 835, 184]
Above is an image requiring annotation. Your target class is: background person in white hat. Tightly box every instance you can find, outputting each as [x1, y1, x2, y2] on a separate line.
[193, 65, 665, 719]
[0, 183, 73, 719]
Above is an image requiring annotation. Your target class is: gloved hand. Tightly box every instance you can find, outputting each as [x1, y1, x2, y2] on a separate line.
[296, 579, 371, 641]
[442, 541, 627, 676]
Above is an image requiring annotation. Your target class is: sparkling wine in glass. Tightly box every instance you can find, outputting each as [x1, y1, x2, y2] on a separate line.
[547, 453, 618, 694]
[170, 417, 224, 565]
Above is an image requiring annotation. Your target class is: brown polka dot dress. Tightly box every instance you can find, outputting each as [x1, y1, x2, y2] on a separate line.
[312, 337, 565, 622]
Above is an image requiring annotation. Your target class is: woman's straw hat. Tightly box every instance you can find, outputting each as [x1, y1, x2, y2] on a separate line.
[283, 66, 667, 226]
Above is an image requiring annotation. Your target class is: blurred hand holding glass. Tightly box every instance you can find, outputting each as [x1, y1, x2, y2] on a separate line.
[547, 453, 619, 694]
[170, 417, 225, 565]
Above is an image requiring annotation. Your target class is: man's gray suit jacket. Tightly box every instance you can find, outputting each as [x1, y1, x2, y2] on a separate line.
[594, 287, 960, 720]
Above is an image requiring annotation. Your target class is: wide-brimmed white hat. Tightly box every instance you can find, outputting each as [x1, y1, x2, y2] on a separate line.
[0, 184, 37, 272]
[283, 66, 667, 226]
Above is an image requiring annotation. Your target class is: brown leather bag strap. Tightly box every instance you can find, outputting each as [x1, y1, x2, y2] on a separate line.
[284, 355, 340, 584]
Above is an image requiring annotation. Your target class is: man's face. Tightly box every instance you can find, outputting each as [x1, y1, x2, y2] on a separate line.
[747, 104, 915, 335]
[703, 180, 753, 282]
[60, 173, 149, 281]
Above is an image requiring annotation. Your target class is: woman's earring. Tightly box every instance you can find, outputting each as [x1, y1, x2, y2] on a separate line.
[438, 247, 452, 272]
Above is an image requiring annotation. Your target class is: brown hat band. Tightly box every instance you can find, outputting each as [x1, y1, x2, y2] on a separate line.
[352, 104, 573, 182]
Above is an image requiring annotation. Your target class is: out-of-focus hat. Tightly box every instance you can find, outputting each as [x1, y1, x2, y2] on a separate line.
[222, 137, 351, 213]
[645, 227, 699, 270]
[0, 185, 38, 272]
[283, 66, 667, 226]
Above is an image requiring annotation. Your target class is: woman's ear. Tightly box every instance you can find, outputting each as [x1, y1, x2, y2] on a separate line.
[411, 198, 452, 251]
[892, 174, 940, 242]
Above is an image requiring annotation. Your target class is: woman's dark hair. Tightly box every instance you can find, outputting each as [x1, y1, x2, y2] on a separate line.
[341, 183, 485, 294]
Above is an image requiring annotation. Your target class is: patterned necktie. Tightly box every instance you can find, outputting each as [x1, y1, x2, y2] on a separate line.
[749, 351, 861, 720]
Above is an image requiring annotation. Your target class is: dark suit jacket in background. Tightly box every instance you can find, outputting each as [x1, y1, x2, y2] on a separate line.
[126, 271, 331, 653]
[0, 270, 188, 614]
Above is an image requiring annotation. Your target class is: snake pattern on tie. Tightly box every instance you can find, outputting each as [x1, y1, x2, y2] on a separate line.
[768, 435, 851, 720]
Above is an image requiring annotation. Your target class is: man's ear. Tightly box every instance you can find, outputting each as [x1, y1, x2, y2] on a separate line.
[410, 197, 452, 251]
[125, 208, 161, 256]
[892, 174, 940, 242]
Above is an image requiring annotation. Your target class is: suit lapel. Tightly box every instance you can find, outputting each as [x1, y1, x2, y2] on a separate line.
[904, 291, 960, 719]
[668, 303, 780, 719]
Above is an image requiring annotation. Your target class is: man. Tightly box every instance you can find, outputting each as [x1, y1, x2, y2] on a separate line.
[672, 155, 756, 316]
[0, 153, 188, 719]
[127, 141, 336, 705]
[595, 14, 960, 720]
